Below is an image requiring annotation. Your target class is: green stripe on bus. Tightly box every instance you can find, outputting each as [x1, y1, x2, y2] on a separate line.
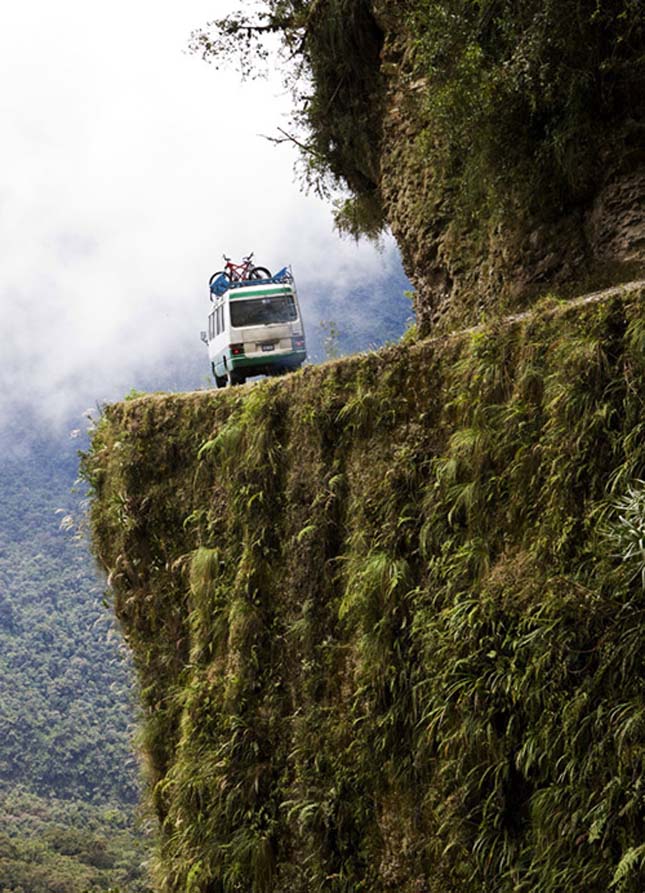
[230, 350, 305, 369]
[228, 287, 293, 299]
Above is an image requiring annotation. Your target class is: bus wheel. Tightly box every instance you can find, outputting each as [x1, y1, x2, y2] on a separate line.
[227, 370, 244, 387]
[212, 364, 227, 389]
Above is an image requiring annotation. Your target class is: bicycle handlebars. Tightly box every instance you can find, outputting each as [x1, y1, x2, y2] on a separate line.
[222, 252, 254, 263]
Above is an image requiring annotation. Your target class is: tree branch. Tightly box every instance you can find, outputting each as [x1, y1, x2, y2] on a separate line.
[259, 127, 323, 159]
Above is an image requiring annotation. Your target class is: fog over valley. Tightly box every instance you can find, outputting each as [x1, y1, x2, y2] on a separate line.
[0, 0, 409, 437]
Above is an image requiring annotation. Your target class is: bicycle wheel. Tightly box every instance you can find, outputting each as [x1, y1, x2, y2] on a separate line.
[209, 270, 229, 286]
[249, 266, 271, 279]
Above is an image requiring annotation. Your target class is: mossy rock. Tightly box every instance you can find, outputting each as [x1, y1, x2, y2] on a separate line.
[84, 284, 645, 892]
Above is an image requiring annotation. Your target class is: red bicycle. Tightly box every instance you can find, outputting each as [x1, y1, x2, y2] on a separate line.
[209, 252, 271, 286]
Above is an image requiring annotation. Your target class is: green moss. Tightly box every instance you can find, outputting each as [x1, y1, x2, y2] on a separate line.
[84, 285, 645, 892]
[408, 0, 644, 218]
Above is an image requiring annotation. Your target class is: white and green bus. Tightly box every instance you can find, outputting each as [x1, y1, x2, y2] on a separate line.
[201, 275, 307, 388]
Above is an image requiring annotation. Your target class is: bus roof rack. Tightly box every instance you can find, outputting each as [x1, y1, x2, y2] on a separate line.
[210, 266, 293, 297]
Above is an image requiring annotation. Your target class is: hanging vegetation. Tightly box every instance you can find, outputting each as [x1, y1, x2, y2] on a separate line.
[84, 284, 645, 892]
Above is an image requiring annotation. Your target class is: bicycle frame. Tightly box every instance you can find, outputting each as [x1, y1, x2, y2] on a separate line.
[223, 253, 255, 282]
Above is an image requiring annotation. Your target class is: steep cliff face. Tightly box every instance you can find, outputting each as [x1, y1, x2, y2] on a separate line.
[86, 284, 645, 892]
[312, 0, 645, 333]
[378, 84, 645, 334]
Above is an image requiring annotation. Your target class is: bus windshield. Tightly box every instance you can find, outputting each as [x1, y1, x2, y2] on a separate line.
[230, 295, 298, 328]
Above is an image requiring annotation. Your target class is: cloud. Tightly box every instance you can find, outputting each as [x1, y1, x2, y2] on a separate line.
[0, 0, 407, 433]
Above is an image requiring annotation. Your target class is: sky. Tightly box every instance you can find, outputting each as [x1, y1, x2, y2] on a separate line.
[0, 0, 408, 436]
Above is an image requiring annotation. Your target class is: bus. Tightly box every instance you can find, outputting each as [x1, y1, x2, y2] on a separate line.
[201, 275, 307, 388]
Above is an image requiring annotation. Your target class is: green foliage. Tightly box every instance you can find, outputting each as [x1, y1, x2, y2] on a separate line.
[319, 320, 341, 360]
[124, 389, 147, 401]
[85, 285, 645, 892]
[190, 0, 644, 244]
[190, 0, 386, 235]
[0, 784, 151, 893]
[410, 0, 644, 220]
[602, 480, 645, 590]
[0, 446, 150, 892]
[332, 192, 385, 243]
[0, 450, 137, 802]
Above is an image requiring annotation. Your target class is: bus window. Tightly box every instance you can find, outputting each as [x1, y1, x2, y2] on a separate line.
[230, 295, 298, 328]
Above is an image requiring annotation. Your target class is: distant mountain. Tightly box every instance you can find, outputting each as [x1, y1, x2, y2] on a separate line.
[0, 429, 149, 891]
[302, 266, 414, 363]
[0, 435, 137, 802]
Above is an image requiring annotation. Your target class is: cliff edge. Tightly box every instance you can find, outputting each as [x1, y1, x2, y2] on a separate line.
[85, 284, 645, 892]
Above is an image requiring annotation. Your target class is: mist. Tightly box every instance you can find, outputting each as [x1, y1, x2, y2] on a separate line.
[0, 0, 409, 437]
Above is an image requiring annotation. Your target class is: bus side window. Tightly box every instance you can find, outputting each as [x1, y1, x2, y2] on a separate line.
[216, 304, 221, 335]
[209, 312, 214, 340]
[218, 304, 223, 335]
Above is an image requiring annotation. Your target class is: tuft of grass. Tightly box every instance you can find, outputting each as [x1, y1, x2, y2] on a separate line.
[602, 480, 645, 590]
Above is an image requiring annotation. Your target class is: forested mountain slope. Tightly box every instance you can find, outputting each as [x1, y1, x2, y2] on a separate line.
[0, 441, 136, 800]
[0, 437, 149, 891]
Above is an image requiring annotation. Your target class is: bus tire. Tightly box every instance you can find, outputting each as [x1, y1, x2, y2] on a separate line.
[249, 266, 271, 279]
[227, 370, 244, 387]
[211, 364, 226, 389]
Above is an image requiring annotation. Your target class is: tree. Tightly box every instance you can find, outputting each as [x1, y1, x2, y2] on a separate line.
[189, 0, 387, 238]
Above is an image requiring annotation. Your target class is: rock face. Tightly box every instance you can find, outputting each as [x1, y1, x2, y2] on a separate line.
[368, 1, 645, 333]
[86, 287, 645, 893]
[380, 155, 645, 335]
[587, 168, 645, 265]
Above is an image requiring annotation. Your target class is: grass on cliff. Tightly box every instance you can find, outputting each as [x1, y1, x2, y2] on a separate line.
[409, 0, 644, 220]
[83, 286, 645, 893]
